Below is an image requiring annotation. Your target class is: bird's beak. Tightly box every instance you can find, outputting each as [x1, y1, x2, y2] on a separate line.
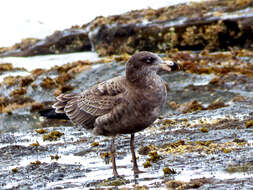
[159, 60, 180, 73]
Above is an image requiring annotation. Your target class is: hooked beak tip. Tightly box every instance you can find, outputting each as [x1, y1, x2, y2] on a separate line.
[160, 60, 181, 72]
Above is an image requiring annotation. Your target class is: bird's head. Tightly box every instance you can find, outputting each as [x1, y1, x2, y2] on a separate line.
[126, 51, 179, 82]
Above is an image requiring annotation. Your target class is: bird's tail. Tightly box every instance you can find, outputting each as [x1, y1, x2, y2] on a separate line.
[39, 93, 77, 120]
[52, 93, 77, 113]
[39, 108, 69, 120]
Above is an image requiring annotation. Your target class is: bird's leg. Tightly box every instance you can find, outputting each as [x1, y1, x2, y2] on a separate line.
[130, 133, 144, 174]
[111, 137, 119, 177]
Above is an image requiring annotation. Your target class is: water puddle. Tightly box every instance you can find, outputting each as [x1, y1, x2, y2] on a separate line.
[0, 51, 100, 71]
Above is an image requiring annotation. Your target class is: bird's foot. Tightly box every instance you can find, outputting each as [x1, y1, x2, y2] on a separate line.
[133, 168, 145, 175]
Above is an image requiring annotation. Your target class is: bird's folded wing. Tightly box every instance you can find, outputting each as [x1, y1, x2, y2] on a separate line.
[76, 76, 126, 116]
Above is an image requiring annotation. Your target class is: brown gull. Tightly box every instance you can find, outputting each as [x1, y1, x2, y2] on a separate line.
[40, 51, 179, 177]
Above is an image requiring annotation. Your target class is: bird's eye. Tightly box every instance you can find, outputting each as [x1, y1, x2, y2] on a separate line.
[141, 57, 155, 64]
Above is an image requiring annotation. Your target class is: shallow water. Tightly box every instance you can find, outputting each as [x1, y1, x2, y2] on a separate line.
[0, 52, 100, 71]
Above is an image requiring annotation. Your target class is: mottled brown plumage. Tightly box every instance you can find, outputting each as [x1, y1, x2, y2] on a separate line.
[51, 51, 179, 177]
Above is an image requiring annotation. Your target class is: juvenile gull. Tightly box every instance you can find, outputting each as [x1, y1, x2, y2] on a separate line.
[41, 51, 179, 177]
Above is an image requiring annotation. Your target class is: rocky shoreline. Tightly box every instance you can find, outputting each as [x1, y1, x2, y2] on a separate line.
[0, 0, 253, 189]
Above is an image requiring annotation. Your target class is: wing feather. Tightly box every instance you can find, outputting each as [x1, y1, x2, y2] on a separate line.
[53, 77, 126, 129]
[55, 76, 127, 130]
[76, 76, 126, 116]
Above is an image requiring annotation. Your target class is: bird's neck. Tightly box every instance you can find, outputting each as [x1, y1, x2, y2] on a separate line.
[126, 71, 159, 88]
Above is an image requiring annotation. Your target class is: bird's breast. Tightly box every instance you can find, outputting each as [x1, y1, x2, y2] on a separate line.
[129, 79, 167, 120]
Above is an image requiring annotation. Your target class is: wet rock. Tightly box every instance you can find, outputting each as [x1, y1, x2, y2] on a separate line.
[166, 180, 185, 189]
[10, 87, 27, 96]
[0, 63, 13, 72]
[177, 99, 228, 113]
[30, 102, 46, 112]
[0, 134, 16, 144]
[0, 38, 39, 54]
[0, 145, 48, 159]
[225, 161, 253, 173]
[79, 11, 253, 56]
[98, 178, 130, 187]
[40, 77, 56, 89]
[53, 84, 75, 97]
[108, 1, 253, 55]
[177, 100, 205, 113]
[19, 76, 34, 87]
[1, 76, 19, 86]
[0, 95, 34, 114]
[2, 162, 86, 190]
[166, 178, 213, 189]
[79, 0, 253, 56]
